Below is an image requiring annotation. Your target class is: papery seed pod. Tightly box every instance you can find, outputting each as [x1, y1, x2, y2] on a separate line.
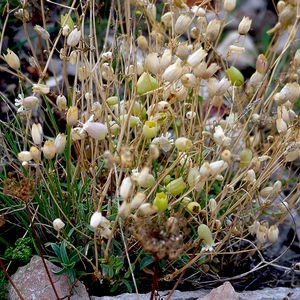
[43, 140, 56, 159]
[136, 203, 157, 217]
[56, 95, 67, 111]
[33, 25, 50, 40]
[188, 167, 200, 187]
[32, 83, 50, 94]
[224, 0, 236, 12]
[166, 177, 186, 196]
[200, 162, 211, 177]
[238, 16, 252, 35]
[228, 45, 245, 54]
[202, 63, 220, 79]
[187, 202, 201, 214]
[209, 198, 217, 213]
[157, 101, 170, 112]
[268, 225, 279, 243]
[160, 49, 172, 72]
[216, 77, 231, 96]
[69, 50, 77, 65]
[176, 42, 189, 60]
[71, 127, 86, 140]
[130, 192, 146, 210]
[284, 149, 299, 162]
[239, 148, 252, 168]
[277, 105, 289, 123]
[221, 150, 231, 162]
[260, 187, 274, 198]
[91, 102, 102, 119]
[277, 1, 286, 13]
[249, 71, 264, 87]
[106, 96, 119, 106]
[210, 160, 228, 175]
[62, 25, 70, 36]
[100, 227, 112, 239]
[174, 0, 187, 8]
[293, 49, 300, 68]
[53, 218, 65, 231]
[206, 19, 221, 42]
[279, 82, 300, 104]
[174, 14, 191, 36]
[162, 62, 183, 82]
[30, 146, 40, 161]
[119, 114, 140, 128]
[18, 151, 32, 162]
[54, 133, 66, 154]
[276, 118, 288, 134]
[161, 12, 174, 28]
[248, 220, 260, 235]
[137, 72, 159, 94]
[181, 73, 198, 88]
[190, 27, 200, 39]
[197, 224, 214, 248]
[146, 3, 156, 22]
[244, 169, 256, 182]
[145, 52, 160, 74]
[279, 4, 296, 25]
[31, 123, 43, 145]
[186, 111, 196, 119]
[3, 49, 20, 70]
[67, 27, 81, 47]
[90, 211, 102, 229]
[194, 61, 207, 78]
[14, 8, 30, 22]
[256, 54, 268, 73]
[137, 35, 148, 51]
[191, 5, 205, 16]
[143, 121, 159, 138]
[256, 225, 268, 244]
[153, 192, 168, 212]
[67, 106, 78, 126]
[84, 122, 108, 140]
[140, 174, 155, 188]
[225, 66, 244, 86]
[136, 167, 150, 186]
[175, 137, 193, 151]
[279, 201, 288, 213]
[175, 85, 188, 102]
[187, 47, 207, 67]
[120, 177, 133, 199]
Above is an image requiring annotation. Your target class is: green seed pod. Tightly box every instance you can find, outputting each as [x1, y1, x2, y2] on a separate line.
[225, 66, 244, 86]
[137, 72, 159, 94]
[239, 148, 253, 168]
[197, 224, 214, 247]
[187, 201, 201, 214]
[153, 192, 168, 212]
[143, 121, 159, 138]
[166, 177, 186, 196]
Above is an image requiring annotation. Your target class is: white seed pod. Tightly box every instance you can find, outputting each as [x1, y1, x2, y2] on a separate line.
[54, 133, 66, 154]
[190, 27, 200, 39]
[175, 85, 188, 102]
[176, 42, 189, 60]
[249, 71, 264, 87]
[194, 61, 207, 78]
[67, 106, 78, 127]
[56, 95, 67, 111]
[187, 47, 207, 68]
[162, 62, 183, 82]
[202, 63, 220, 79]
[33, 25, 50, 40]
[191, 5, 205, 17]
[224, 0, 236, 12]
[53, 218, 65, 231]
[120, 177, 133, 199]
[278, 82, 300, 104]
[90, 211, 102, 229]
[62, 25, 70, 36]
[160, 49, 172, 72]
[181, 73, 198, 88]
[244, 169, 256, 183]
[197, 17, 207, 34]
[136, 203, 157, 217]
[3, 49, 20, 70]
[210, 160, 228, 175]
[228, 45, 245, 55]
[174, 14, 192, 36]
[277, 105, 289, 124]
[279, 201, 289, 213]
[31, 123, 43, 145]
[206, 19, 221, 42]
[248, 220, 260, 235]
[145, 52, 160, 75]
[84, 122, 108, 141]
[32, 84, 50, 94]
[69, 50, 77, 65]
[136, 167, 150, 186]
[91, 102, 102, 120]
[67, 27, 81, 47]
[161, 12, 174, 28]
[43, 140, 56, 159]
[18, 151, 32, 162]
[175, 137, 193, 151]
[130, 192, 146, 210]
[256, 225, 268, 244]
[209, 198, 217, 213]
[199, 162, 211, 177]
[186, 111, 196, 119]
[187, 167, 200, 187]
[276, 118, 287, 134]
[71, 127, 86, 140]
[268, 225, 279, 243]
[284, 149, 299, 162]
[238, 17, 252, 35]
[137, 35, 148, 51]
[221, 150, 231, 163]
[30, 146, 40, 161]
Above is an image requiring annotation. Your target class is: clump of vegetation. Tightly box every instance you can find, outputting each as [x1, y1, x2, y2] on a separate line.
[0, 0, 300, 298]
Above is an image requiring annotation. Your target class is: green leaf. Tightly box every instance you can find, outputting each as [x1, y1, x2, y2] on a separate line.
[108, 267, 114, 278]
[48, 243, 61, 258]
[140, 255, 155, 270]
[122, 279, 132, 293]
[52, 267, 66, 275]
[60, 241, 69, 264]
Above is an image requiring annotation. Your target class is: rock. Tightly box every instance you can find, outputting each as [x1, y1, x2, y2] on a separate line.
[197, 281, 238, 300]
[7, 255, 89, 300]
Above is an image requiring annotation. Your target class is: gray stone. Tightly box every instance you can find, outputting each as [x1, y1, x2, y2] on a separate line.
[197, 282, 239, 300]
[7, 255, 89, 300]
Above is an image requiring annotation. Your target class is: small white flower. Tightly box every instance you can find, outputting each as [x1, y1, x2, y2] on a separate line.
[151, 132, 174, 152]
[15, 94, 24, 112]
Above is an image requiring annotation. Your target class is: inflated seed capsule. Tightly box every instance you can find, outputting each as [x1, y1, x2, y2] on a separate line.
[187, 202, 201, 214]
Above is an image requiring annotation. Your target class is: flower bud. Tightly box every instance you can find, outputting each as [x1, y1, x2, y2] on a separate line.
[30, 146, 40, 161]
[120, 177, 133, 199]
[56, 95, 67, 111]
[175, 137, 193, 151]
[153, 192, 168, 212]
[162, 62, 183, 82]
[143, 121, 159, 139]
[166, 177, 186, 196]
[137, 72, 159, 94]
[137, 35, 148, 51]
[238, 16, 252, 35]
[268, 225, 279, 243]
[206, 19, 221, 42]
[90, 211, 102, 229]
[224, 0, 236, 12]
[3, 49, 20, 70]
[84, 122, 108, 140]
[187, 47, 207, 68]
[33, 25, 50, 40]
[18, 151, 32, 162]
[181, 73, 198, 88]
[225, 66, 244, 86]
[198, 224, 214, 249]
[54, 133, 66, 154]
[43, 140, 56, 159]
[67, 27, 81, 46]
[53, 218, 65, 231]
[175, 14, 191, 36]
[31, 123, 43, 145]
[32, 83, 50, 94]
[66, 106, 78, 127]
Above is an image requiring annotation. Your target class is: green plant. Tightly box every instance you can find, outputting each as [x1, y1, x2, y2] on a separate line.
[0, 271, 8, 300]
[4, 237, 32, 263]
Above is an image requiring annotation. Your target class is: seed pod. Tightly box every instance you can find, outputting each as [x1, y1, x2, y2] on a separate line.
[106, 96, 119, 106]
[225, 66, 244, 86]
[188, 167, 200, 187]
[278, 82, 300, 104]
[137, 72, 159, 94]
[30, 146, 40, 161]
[239, 148, 252, 168]
[174, 0, 187, 8]
[56, 95, 67, 111]
[174, 14, 191, 36]
[228, 45, 245, 54]
[43, 140, 56, 159]
[32, 83, 50, 94]
[268, 225, 279, 243]
[31, 123, 43, 145]
[200, 162, 211, 177]
[166, 177, 186, 196]
[176, 42, 189, 60]
[256, 225, 268, 244]
[143, 121, 159, 138]
[136, 203, 157, 217]
[224, 0, 236, 12]
[53, 218, 65, 231]
[161, 12, 174, 28]
[153, 192, 168, 212]
[209, 198, 217, 213]
[221, 150, 231, 163]
[238, 17, 252, 35]
[202, 63, 220, 79]
[162, 62, 183, 82]
[187, 47, 207, 67]
[33, 25, 50, 40]
[181, 73, 198, 88]
[160, 49, 172, 72]
[18, 151, 32, 162]
[210, 160, 228, 175]
[175, 137, 193, 151]
[197, 224, 214, 248]
[206, 19, 221, 42]
[54, 133, 67, 154]
[130, 192, 146, 210]
[67, 27, 81, 47]
[66, 106, 78, 127]
[137, 35, 148, 51]
[276, 118, 287, 134]
[256, 54, 268, 73]
[120, 177, 133, 199]
[187, 202, 201, 214]
[90, 211, 102, 229]
[3, 49, 20, 70]
[145, 52, 160, 74]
